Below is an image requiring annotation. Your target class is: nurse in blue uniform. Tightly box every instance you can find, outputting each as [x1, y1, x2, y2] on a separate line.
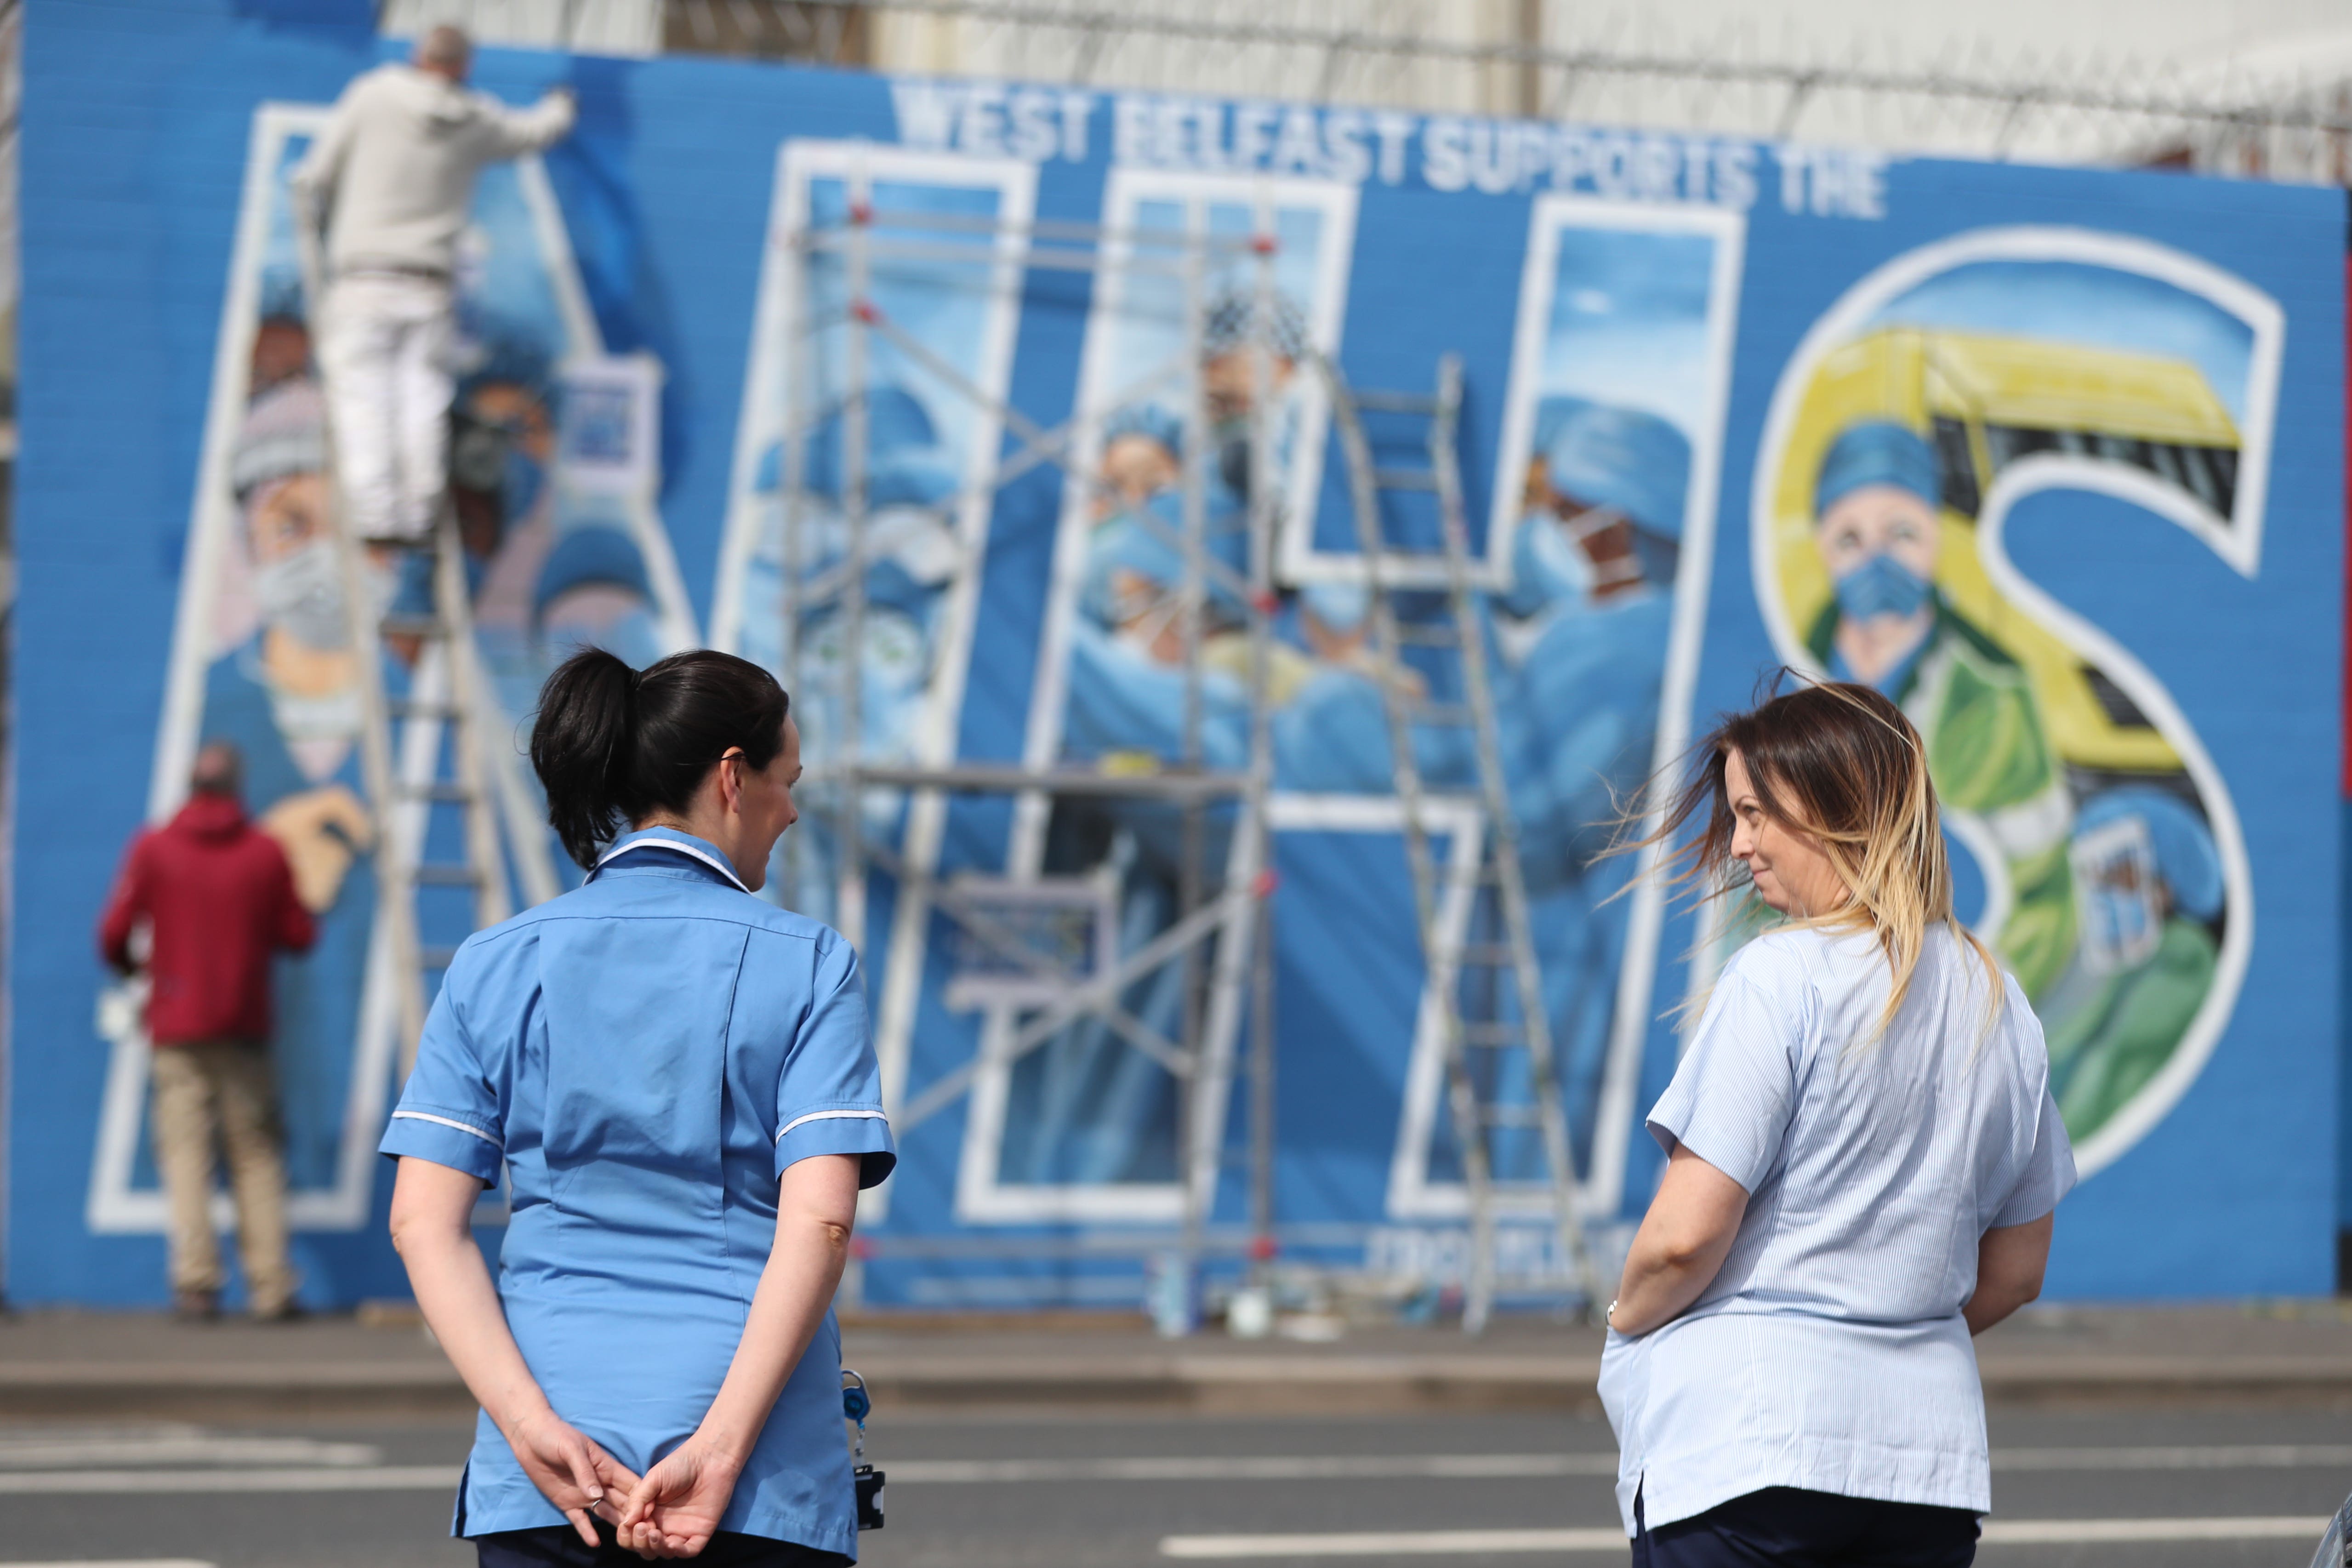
[381, 647, 894, 1566]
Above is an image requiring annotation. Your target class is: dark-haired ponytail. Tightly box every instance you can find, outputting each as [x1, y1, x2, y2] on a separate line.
[531, 649, 639, 870]
[529, 647, 791, 870]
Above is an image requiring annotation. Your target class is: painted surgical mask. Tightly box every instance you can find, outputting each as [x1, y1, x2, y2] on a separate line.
[1512, 505, 1646, 613]
[1113, 597, 1184, 665]
[1834, 553, 1933, 623]
[253, 538, 350, 651]
[1515, 508, 1598, 605]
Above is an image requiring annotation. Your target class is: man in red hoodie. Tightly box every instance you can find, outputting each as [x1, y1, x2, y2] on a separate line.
[99, 741, 317, 1320]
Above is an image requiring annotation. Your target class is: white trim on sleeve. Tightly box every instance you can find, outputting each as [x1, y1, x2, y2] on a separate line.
[391, 1110, 504, 1149]
[775, 1108, 891, 1143]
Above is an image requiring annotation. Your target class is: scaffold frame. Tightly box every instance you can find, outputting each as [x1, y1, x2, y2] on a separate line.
[764, 163, 1295, 1324]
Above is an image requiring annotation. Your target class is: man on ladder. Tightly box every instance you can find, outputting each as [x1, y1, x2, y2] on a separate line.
[289, 23, 567, 1068]
[291, 23, 573, 548]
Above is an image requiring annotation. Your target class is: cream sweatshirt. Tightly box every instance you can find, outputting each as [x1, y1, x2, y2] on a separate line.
[292, 64, 575, 277]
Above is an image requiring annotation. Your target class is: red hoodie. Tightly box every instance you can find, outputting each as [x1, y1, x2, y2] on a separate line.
[98, 793, 318, 1046]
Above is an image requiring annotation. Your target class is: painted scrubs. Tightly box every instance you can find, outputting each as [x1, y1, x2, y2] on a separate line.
[379, 826, 895, 1557]
[2042, 916, 2216, 1132]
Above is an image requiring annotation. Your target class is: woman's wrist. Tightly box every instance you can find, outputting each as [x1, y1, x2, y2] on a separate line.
[1609, 1289, 1662, 1336]
[493, 1391, 561, 1448]
[688, 1419, 757, 1471]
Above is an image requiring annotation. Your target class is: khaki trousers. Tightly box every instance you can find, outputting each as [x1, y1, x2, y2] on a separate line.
[148, 1041, 298, 1312]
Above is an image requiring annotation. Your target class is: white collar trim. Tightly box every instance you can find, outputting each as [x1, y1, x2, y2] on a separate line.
[594, 834, 752, 894]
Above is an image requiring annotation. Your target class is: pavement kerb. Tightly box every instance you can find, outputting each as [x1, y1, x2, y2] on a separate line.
[8, 1353, 2352, 1418]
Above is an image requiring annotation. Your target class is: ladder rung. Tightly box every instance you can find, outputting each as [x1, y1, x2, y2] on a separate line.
[1372, 467, 1439, 492]
[1352, 390, 1440, 415]
[379, 614, 450, 639]
[1459, 1022, 1525, 1046]
[420, 944, 462, 970]
[412, 863, 483, 887]
[1458, 944, 1516, 966]
[399, 781, 474, 804]
[1480, 1105, 1546, 1128]
[387, 698, 461, 721]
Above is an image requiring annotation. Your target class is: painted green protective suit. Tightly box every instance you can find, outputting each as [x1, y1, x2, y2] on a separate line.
[2041, 918, 2217, 1139]
[1809, 595, 2075, 998]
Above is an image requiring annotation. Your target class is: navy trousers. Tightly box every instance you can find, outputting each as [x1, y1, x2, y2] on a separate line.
[1634, 1486, 1979, 1568]
[474, 1520, 850, 1568]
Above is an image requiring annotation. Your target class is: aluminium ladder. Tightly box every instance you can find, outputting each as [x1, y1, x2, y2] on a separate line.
[1318, 352, 1606, 1334]
[326, 518, 520, 1075]
[386, 522, 518, 1035]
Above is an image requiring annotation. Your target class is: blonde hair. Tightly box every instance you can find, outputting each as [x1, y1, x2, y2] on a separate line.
[1621, 677, 2000, 1039]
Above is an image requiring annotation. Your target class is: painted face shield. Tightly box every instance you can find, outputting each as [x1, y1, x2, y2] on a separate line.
[2068, 786, 2226, 978]
[2070, 812, 2166, 975]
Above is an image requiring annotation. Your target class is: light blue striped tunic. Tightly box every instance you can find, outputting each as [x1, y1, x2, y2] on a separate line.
[1599, 923, 2075, 1534]
[381, 827, 895, 1555]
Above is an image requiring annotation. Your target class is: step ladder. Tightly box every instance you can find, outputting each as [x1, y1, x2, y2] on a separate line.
[334, 519, 517, 1073]
[1317, 352, 1606, 1334]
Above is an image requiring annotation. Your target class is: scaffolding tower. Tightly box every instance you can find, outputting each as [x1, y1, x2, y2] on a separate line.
[765, 160, 1600, 1329]
[769, 169, 1280, 1323]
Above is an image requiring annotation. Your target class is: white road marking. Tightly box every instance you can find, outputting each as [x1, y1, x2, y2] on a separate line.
[889, 1454, 1618, 1482]
[1159, 1518, 2336, 1558]
[1991, 1444, 2352, 1471]
[0, 1444, 2341, 1505]
[0, 1437, 381, 1471]
[1161, 1528, 1628, 1558]
[892, 1444, 2352, 1483]
[0, 1465, 461, 1495]
[1979, 1517, 2331, 1544]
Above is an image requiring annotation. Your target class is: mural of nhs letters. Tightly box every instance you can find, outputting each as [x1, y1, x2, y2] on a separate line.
[1752, 231, 2277, 1175]
[1386, 200, 1743, 1222]
[957, 172, 1359, 1222]
[93, 104, 696, 1238]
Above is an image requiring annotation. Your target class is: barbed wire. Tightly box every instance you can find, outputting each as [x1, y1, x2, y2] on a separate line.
[771, 0, 2352, 135]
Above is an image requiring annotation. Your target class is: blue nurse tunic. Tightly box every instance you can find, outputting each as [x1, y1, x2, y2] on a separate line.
[379, 826, 896, 1557]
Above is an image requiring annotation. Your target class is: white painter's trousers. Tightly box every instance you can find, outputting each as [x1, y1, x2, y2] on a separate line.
[319, 273, 454, 544]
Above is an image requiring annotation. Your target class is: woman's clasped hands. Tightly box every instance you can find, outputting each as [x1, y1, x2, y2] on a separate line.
[504, 1405, 639, 1548]
[511, 1406, 751, 1561]
[614, 1435, 748, 1560]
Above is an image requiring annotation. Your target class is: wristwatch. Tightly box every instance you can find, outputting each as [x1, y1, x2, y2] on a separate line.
[1605, 1299, 1618, 1328]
